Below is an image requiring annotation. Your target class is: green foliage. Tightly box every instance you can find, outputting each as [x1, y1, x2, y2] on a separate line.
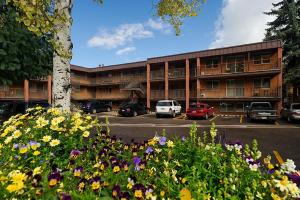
[0, 108, 299, 199]
[0, 2, 53, 85]
[265, 0, 300, 85]
[156, 0, 206, 35]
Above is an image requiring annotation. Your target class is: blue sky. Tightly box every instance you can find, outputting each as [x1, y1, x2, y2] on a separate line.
[71, 0, 279, 67]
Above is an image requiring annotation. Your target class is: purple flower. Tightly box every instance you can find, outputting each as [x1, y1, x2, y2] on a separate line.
[145, 147, 153, 154]
[119, 192, 130, 200]
[133, 156, 141, 165]
[112, 185, 121, 198]
[70, 150, 81, 158]
[181, 136, 186, 141]
[60, 193, 72, 200]
[159, 137, 167, 145]
[13, 143, 19, 149]
[288, 173, 300, 186]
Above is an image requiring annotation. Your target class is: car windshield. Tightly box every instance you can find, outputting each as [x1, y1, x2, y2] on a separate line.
[251, 103, 271, 109]
[157, 102, 172, 106]
[292, 104, 300, 109]
[190, 104, 205, 109]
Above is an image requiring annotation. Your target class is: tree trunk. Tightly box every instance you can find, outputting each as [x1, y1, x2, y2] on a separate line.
[52, 0, 73, 111]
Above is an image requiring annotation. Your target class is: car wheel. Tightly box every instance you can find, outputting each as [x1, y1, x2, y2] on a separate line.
[171, 111, 176, 118]
[106, 107, 111, 112]
[156, 114, 160, 118]
[92, 109, 97, 114]
[205, 114, 208, 120]
[133, 111, 138, 117]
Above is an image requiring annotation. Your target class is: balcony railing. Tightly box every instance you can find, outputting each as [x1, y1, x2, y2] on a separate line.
[199, 59, 280, 76]
[190, 90, 197, 98]
[29, 89, 48, 99]
[169, 68, 185, 79]
[0, 88, 24, 98]
[151, 70, 164, 80]
[252, 87, 281, 97]
[169, 89, 185, 99]
[151, 90, 164, 99]
[226, 88, 245, 97]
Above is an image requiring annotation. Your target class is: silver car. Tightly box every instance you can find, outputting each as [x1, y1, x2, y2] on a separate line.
[281, 103, 300, 122]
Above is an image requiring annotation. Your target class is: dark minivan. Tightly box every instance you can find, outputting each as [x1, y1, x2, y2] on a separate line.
[118, 102, 147, 117]
[81, 101, 112, 113]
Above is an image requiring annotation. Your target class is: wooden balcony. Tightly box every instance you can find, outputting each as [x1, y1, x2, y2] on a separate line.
[252, 87, 281, 98]
[169, 89, 185, 99]
[198, 59, 280, 77]
[29, 89, 48, 100]
[0, 88, 24, 99]
[169, 68, 185, 79]
[151, 70, 164, 81]
[151, 90, 164, 99]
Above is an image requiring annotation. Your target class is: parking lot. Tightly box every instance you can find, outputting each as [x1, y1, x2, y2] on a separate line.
[94, 111, 300, 166]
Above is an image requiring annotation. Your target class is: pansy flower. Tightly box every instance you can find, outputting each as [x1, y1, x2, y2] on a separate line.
[145, 147, 154, 154]
[112, 163, 121, 174]
[73, 166, 83, 178]
[159, 137, 167, 146]
[100, 161, 109, 171]
[77, 178, 87, 192]
[121, 161, 129, 172]
[59, 192, 72, 200]
[112, 185, 121, 198]
[70, 150, 81, 159]
[119, 192, 130, 200]
[48, 172, 61, 187]
[90, 176, 101, 191]
[133, 183, 145, 199]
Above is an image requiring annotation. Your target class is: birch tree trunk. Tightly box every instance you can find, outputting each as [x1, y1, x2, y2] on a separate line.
[52, 0, 73, 111]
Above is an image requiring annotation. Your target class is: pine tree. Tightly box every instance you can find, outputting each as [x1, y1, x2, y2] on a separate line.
[265, 0, 300, 86]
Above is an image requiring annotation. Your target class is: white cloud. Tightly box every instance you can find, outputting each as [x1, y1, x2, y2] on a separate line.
[210, 0, 280, 49]
[116, 47, 136, 55]
[88, 23, 153, 49]
[146, 18, 172, 34]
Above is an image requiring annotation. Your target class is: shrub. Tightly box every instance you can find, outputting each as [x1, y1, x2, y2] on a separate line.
[0, 107, 299, 199]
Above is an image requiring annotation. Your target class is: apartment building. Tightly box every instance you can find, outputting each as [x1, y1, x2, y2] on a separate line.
[0, 40, 283, 113]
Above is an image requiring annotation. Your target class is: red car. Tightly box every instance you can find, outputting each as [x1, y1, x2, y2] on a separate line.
[186, 103, 215, 119]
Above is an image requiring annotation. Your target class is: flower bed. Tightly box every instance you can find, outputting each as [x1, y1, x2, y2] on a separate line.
[0, 107, 299, 199]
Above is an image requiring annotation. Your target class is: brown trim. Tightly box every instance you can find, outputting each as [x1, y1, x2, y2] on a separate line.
[198, 70, 280, 79]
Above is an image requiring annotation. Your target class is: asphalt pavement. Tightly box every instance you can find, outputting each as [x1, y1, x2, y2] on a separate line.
[95, 113, 300, 167]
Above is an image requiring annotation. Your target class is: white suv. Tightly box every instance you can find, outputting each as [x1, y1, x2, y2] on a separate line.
[155, 100, 182, 118]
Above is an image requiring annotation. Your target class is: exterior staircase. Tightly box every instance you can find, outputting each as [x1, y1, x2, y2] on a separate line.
[120, 81, 146, 98]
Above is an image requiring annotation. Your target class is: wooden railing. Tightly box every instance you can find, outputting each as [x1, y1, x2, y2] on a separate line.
[151, 70, 164, 80]
[252, 87, 281, 97]
[0, 88, 24, 98]
[151, 90, 164, 99]
[169, 89, 185, 99]
[169, 68, 185, 79]
[29, 89, 48, 99]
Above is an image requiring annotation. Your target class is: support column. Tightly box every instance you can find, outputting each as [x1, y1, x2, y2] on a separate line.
[164, 61, 169, 99]
[24, 79, 29, 109]
[276, 47, 283, 114]
[185, 59, 190, 111]
[247, 52, 251, 72]
[146, 64, 151, 109]
[47, 75, 52, 105]
[196, 58, 201, 103]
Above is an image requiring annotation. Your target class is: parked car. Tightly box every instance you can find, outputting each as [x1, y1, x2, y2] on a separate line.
[156, 100, 181, 118]
[186, 102, 214, 119]
[81, 101, 112, 113]
[280, 103, 300, 122]
[118, 102, 147, 117]
[0, 101, 50, 123]
[246, 102, 277, 123]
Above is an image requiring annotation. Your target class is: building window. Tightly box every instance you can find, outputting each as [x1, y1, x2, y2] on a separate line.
[253, 55, 271, 64]
[103, 88, 112, 94]
[253, 78, 270, 88]
[205, 80, 219, 90]
[205, 58, 219, 68]
[226, 80, 244, 97]
[226, 56, 245, 72]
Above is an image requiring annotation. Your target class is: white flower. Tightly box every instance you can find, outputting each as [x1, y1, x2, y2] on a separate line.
[281, 159, 296, 173]
[288, 182, 300, 198]
[249, 163, 258, 171]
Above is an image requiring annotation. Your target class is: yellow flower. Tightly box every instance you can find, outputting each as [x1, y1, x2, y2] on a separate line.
[134, 190, 143, 198]
[19, 146, 28, 154]
[6, 182, 25, 193]
[73, 170, 81, 177]
[4, 136, 13, 144]
[182, 177, 187, 184]
[49, 179, 57, 187]
[180, 188, 192, 200]
[12, 130, 22, 139]
[271, 193, 281, 200]
[10, 171, 27, 183]
[86, 115, 92, 120]
[35, 117, 49, 128]
[83, 131, 90, 138]
[91, 181, 100, 190]
[33, 167, 42, 176]
[78, 182, 85, 191]
[50, 139, 60, 147]
[42, 135, 52, 142]
[113, 166, 120, 173]
[160, 191, 165, 197]
[33, 151, 41, 156]
[167, 140, 175, 148]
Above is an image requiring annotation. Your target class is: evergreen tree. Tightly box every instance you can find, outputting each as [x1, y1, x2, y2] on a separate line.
[265, 0, 300, 85]
[0, 1, 53, 85]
